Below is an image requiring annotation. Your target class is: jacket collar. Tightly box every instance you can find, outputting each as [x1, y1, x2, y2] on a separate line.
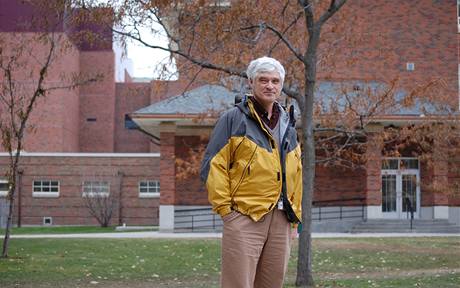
[236, 94, 290, 131]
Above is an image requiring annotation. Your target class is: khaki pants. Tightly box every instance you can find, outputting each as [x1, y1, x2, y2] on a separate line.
[221, 209, 291, 288]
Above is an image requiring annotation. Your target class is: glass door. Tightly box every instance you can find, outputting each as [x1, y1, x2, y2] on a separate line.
[401, 173, 418, 217]
[382, 174, 397, 217]
[381, 158, 420, 219]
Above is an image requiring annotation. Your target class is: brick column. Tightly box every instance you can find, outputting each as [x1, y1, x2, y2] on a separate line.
[159, 122, 176, 231]
[365, 124, 383, 219]
[431, 138, 449, 219]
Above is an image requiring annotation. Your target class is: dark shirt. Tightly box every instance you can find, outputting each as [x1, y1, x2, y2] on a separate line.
[250, 97, 280, 129]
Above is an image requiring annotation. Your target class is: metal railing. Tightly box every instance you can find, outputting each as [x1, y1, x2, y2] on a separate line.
[174, 208, 222, 231]
[0, 198, 9, 228]
[404, 197, 414, 230]
[312, 197, 366, 221]
[174, 197, 367, 232]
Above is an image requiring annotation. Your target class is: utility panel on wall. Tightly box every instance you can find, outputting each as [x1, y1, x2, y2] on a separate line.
[406, 62, 415, 71]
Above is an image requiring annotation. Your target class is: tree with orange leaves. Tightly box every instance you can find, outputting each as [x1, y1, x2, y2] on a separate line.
[80, 0, 457, 286]
[108, 2, 352, 285]
[0, 1, 102, 258]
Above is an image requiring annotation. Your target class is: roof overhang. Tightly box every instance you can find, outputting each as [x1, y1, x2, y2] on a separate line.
[128, 113, 220, 139]
[129, 112, 458, 138]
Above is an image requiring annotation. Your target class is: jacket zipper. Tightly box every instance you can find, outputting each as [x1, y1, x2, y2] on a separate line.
[230, 146, 258, 197]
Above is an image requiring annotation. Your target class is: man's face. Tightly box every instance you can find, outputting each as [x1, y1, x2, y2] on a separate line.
[250, 71, 282, 107]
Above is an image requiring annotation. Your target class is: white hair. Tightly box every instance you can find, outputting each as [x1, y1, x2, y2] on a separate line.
[246, 56, 285, 84]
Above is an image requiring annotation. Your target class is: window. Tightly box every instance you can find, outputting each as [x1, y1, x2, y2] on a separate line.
[382, 158, 419, 170]
[43, 217, 53, 226]
[33, 180, 59, 197]
[209, 0, 231, 7]
[382, 159, 398, 170]
[406, 62, 414, 71]
[139, 180, 160, 198]
[458, 0, 460, 32]
[400, 159, 419, 170]
[0, 179, 8, 197]
[82, 181, 110, 197]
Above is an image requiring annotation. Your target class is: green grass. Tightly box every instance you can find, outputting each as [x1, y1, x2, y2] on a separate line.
[303, 273, 460, 288]
[0, 226, 158, 235]
[0, 238, 221, 287]
[0, 237, 458, 287]
[289, 238, 460, 273]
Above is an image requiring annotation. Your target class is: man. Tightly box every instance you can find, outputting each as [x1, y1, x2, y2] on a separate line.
[200, 56, 302, 288]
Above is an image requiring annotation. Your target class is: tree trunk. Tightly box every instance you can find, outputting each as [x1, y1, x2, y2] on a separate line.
[2, 184, 15, 258]
[296, 27, 321, 287]
[2, 155, 20, 258]
[117, 171, 124, 226]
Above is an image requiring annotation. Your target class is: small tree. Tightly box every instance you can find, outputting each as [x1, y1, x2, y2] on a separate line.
[0, 1, 101, 257]
[82, 177, 116, 227]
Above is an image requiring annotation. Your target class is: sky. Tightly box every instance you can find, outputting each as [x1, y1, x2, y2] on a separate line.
[93, 0, 175, 79]
[125, 27, 175, 79]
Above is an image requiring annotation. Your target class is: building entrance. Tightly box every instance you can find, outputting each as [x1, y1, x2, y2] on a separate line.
[381, 158, 420, 219]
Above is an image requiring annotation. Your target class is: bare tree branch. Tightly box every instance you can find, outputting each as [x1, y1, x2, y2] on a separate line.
[300, 0, 315, 32]
[112, 27, 246, 78]
[264, 23, 304, 62]
[239, 22, 303, 62]
[317, 0, 348, 27]
[268, 11, 304, 56]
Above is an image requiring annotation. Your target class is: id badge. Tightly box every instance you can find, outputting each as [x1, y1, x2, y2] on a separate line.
[277, 200, 284, 210]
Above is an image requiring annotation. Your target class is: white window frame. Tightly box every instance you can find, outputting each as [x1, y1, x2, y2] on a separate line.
[82, 181, 110, 197]
[32, 180, 60, 198]
[458, 0, 460, 33]
[0, 179, 9, 197]
[406, 62, 415, 71]
[138, 180, 160, 198]
[209, 0, 231, 7]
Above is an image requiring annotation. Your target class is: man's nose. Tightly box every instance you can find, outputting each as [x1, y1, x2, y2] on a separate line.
[266, 81, 274, 89]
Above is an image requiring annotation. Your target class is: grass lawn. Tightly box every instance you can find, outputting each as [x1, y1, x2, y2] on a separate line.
[0, 226, 158, 235]
[0, 237, 459, 287]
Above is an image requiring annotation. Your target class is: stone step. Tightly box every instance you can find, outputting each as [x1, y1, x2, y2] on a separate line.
[355, 223, 455, 228]
[350, 230, 460, 233]
[351, 220, 460, 233]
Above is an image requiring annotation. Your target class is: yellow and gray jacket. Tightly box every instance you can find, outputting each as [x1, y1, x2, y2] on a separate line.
[200, 97, 302, 223]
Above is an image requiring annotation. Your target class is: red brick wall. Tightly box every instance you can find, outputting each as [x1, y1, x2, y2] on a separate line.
[321, 0, 458, 106]
[314, 165, 367, 205]
[79, 51, 116, 152]
[114, 83, 152, 153]
[0, 33, 81, 153]
[160, 132, 176, 205]
[169, 0, 458, 108]
[175, 136, 208, 205]
[365, 134, 383, 206]
[448, 158, 460, 206]
[421, 160, 433, 206]
[0, 155, 160, 226]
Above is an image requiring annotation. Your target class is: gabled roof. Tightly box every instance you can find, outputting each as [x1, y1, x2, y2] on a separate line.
[134, 81, 452, 117]
[313, 81, 451, 116]
[134, 84, 238, 115]
[129, 81, 456, 139]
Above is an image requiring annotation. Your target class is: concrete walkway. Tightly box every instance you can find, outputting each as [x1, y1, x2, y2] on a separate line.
[10, 231, 460, 239]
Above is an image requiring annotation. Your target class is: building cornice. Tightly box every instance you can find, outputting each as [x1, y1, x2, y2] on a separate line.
[0, 152, 160, 158]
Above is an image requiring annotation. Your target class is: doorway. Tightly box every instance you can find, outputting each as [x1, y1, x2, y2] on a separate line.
[381, 158, 420, 219]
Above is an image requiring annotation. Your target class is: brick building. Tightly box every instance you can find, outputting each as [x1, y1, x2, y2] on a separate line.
[1, 0, 460, 232]
[129, 0, 460, 232]
[0, 0, 160, 227]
